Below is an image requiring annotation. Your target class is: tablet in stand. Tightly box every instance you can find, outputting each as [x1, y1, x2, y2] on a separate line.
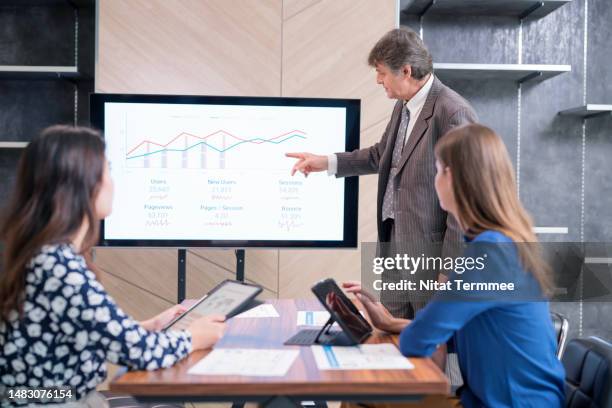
[284, 315, 356, 346]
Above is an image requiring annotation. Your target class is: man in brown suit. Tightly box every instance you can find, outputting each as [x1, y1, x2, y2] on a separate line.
[287, 27, 477, 319]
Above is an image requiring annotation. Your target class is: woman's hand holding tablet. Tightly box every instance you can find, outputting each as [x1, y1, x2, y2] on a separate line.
[164, 280, 263, 331]
[188, 315, 227, 350]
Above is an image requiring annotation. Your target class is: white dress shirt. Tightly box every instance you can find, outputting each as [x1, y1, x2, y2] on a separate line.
[327, 73, 434, 175]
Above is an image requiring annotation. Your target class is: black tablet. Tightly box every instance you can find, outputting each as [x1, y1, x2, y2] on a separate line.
[164, 279, 262, 330]
[311, 278, 373, 344]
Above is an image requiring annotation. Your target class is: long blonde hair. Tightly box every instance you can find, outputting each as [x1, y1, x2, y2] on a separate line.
[435, 124, 552, 295]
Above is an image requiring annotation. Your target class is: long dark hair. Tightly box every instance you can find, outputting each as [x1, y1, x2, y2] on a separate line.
[0, 125, 106, 321]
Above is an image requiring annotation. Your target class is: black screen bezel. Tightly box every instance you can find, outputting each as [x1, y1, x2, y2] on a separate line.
[90, 93, 360, 248]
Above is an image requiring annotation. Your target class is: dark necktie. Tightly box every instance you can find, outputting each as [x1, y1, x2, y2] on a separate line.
[382, 104, 410, 221]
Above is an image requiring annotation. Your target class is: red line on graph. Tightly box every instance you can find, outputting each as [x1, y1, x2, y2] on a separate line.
[126, 129, 306, 157]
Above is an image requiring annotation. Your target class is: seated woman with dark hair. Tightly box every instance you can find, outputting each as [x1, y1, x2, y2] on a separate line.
[0, 126, 225, 406]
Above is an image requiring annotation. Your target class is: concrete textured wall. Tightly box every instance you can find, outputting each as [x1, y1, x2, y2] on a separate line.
[0, 2, 95, 142]
[401, 0, 612, 341]
[0, 2, 94, 206]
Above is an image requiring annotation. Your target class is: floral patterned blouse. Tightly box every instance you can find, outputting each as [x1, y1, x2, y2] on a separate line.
[0, 243, 192, 406]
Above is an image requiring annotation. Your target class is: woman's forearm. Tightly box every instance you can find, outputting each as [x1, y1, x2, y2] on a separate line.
[385, 317, 411, 333]
[139, 318, 157, 331]
[431, 343, 447, 371]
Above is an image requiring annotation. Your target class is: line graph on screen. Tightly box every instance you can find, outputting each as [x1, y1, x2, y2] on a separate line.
[124, 125, 308, 170]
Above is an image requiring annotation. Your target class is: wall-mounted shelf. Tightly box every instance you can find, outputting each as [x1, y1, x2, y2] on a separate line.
[0, 65, 80, 80]
[433, 63, 571, 82]
[0, 142, 28, 149]
[559, 104, 612, 119]
[533, 227, 569, 234]
[584, 257, 612, 264]
[0, 0, 94, 7]
[400, 0, 571, 20]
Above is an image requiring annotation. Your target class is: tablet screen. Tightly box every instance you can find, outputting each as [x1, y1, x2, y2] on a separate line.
[166, 281, 261, 330]
[312, 279, 372, 342]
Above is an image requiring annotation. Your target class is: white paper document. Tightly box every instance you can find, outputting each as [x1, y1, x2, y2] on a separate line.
[235, 304, 279, 318]
[296, 310, 364, 326]
[297, 310, 334, 326]
[311, 344, 414, 370]
[188, 348, 299, 376]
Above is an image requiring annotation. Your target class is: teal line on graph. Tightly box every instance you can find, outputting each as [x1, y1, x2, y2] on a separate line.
[126, 134, 307, 160]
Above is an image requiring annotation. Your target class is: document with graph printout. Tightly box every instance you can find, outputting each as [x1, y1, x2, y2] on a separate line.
[311, 344, 414, 370]
[187, 349, 299, 376]
[235, 304, 279, 318]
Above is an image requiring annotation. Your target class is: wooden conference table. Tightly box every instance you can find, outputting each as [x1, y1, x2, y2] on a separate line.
[110, 299, 449, 406]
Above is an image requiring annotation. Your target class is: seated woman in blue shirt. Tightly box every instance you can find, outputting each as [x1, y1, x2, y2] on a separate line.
[0, 125, 225, 406]
[344, 124, 565, 407]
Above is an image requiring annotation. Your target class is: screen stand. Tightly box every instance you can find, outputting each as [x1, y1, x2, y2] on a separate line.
[178, 249, 186, 303]
[284, 316, 356, 346]
[314, 316, 355, 346]
[313, 316, 335, 344]
[177, 249, 244, 304]
[235, 249, 245, 282]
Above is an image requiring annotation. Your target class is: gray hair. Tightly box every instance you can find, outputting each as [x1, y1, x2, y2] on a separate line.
[367, 27, 433, 80]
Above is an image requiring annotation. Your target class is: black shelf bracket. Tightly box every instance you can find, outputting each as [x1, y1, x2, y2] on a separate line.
[583, 112, 612, 120]
[518, 71, 543, 84]
[419, 0, 436, 18]
[520, 1, 545, 20]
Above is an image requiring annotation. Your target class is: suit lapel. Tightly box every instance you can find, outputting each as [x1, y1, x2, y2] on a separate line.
[395, 76, 442, 175]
